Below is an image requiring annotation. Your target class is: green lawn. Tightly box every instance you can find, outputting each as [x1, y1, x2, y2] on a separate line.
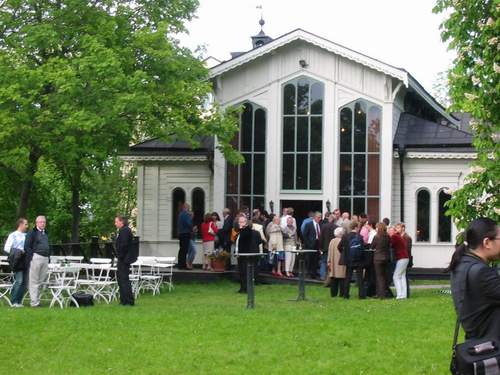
[0, 281, 456, 375]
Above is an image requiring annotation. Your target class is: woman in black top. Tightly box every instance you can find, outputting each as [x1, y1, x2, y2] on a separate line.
[449, 218, 500, 339]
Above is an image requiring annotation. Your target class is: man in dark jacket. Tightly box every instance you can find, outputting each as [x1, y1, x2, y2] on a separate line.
[236, 216, 262, 293]
[219, 208, 234, 252]
[115, 215, 135, 306]
[339, 220, 367, 299]
[319, 213, 338, 281]
[24, 216, 50, 307]
[302, 212, 322, 279]
[177, 203, 193, 269]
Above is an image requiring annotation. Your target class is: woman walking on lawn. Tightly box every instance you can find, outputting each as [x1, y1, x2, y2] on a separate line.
[201, 213, 218, 271]
[449, 218, 500, 340]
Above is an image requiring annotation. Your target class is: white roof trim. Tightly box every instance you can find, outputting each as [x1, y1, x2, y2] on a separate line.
[393, 151, 476, 160]
[209, 29, 408, 85]
[120, 155, 208, 162]
[408, 76, 460, 126]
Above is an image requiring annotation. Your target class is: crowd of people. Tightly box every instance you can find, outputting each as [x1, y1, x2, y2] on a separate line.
[177, 204, 414, 299]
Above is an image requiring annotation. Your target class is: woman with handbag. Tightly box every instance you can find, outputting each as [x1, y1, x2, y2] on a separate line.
[448, 218, 500, 374]
[449, 218, 500, 340]
[200, 213, 218, 271]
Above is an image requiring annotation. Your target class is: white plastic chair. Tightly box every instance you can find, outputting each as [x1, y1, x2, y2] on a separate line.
[155, 257, 176, 291]
[77, 263, 114, 303]
[65, 256, 84, 263]
[138, 259, 162, 295]
[0, 282, 12, 306]
[48, 266, 80, 308]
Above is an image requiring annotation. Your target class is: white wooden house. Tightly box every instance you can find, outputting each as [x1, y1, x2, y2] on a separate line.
[122, 25, 475, 269]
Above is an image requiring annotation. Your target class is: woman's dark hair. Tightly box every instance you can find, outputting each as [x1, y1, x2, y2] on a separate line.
[446, 217, 498, 272]
[211, 212, 221, 221]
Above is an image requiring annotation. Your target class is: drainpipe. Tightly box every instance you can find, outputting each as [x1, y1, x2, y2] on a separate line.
[397, 145, 406, 223]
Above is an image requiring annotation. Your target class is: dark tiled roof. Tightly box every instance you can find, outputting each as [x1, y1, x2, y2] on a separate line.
[127, 137, 214, 155]
[394, 113, 473, 150]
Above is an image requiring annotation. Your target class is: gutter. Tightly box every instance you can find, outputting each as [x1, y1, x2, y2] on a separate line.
[397, 145, 407, 222]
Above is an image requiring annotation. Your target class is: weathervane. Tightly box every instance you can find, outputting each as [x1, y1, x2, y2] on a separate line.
[256, 5, 265, 31]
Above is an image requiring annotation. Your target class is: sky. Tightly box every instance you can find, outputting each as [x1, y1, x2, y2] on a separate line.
[178, 0, 455, 93]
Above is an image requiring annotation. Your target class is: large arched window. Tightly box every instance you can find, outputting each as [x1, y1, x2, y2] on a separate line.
[192, 188, 205, 239]
[338, 100, 381, 219]
[171, 188, 186, 239]
[438, 189, 452, 242]
[416, 189, 431, 242]
[225, 102, 266, 213]
[282, 77, 323, 190]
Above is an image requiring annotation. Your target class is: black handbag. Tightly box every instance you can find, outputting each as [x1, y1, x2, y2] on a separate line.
[70, 292, 94, 307]
[450, 264, 500, 375]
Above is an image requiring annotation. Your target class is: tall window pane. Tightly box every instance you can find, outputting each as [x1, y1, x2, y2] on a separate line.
[340, 108, 352, 152]
[310, 82, 324, 114]
[171, 188, 186, 239]
[225, 102, 266, 212]
[438, 190, 452, 242]
[310, 117, 322, 151]
[367, 106, 381, 152]
[254, 109, 266, 152]
[241, 103, 253, 151]
[282, 77, 323, 190]
[416, 189, 430, 242]
[297, 78, 309, 115]
[284, 84, 295, 115]
[339, 100, 381, 220]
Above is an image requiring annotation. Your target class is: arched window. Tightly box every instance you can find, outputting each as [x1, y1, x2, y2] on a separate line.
[192, 188, 205, 239]
[225, 102, 266, 213]
[416, 189, 430, 242]
[438, 189, 452, 242]
[338, 100, 381, 219]
[282, 77, 323, 191]
[171, 188, 186, 239]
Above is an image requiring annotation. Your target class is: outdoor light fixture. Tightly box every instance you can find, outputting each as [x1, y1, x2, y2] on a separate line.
[299, 59, 308, 68]
[269, 200, 274, 214]
[326, 200, 331, 212]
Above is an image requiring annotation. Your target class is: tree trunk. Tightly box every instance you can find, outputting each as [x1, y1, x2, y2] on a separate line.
[70, 171, 82, 243]
[17, 150, 40, 218]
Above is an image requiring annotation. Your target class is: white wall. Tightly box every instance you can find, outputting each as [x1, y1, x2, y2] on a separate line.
[137, 161, 212, 263]
[213, 40, 396, 218]
[398, 157, 472, 268]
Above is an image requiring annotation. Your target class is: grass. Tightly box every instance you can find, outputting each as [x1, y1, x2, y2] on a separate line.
[0, 281, 456, 375]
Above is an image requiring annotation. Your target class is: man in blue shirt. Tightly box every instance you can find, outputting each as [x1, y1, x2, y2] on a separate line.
[177, 203, 193, 269]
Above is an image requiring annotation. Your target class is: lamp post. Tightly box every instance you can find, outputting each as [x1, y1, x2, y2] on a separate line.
[269, 200, 274, 214]
[326, 199, 331, 213]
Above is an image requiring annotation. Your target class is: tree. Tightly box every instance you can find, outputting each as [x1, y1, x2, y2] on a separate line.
[433, 0, 500, 231]
[0, 1, 241, 241]
[431, 70, 452, 109]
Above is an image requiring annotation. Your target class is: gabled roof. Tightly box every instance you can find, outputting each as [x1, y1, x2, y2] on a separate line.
[209, 28, 408, 84]
[126, 137, 214, 156]
[394, 113, 473, 151]
[209, 28, 459, 126]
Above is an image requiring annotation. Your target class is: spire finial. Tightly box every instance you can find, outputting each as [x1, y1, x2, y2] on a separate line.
[256, 5, 264, 31]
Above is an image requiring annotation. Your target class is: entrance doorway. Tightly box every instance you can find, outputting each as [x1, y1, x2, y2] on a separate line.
[280, 200, 323, 230]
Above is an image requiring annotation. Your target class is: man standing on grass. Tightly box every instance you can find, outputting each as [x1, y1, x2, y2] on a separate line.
[24, 216, 50, 307]
[4, 218, 29, 307]
[115, 215, 135, 306]
[177, 203, 193, 269]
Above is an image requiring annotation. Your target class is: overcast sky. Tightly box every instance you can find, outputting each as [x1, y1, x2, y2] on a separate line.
[178, 0, 454, 93]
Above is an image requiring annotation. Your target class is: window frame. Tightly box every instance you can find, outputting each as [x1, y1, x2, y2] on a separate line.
[437, 188, 452, 243]
[171, 187, 186, 240]
[225, 102, 266, 212]
[281, 77, 324, 192]
[415, 188, 431, 243]
[338, 99, 381, 218]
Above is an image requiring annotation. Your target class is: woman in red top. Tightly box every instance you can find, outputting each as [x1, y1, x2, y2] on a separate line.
[388, 226, 409, 299]
[201, 213, 218, 271]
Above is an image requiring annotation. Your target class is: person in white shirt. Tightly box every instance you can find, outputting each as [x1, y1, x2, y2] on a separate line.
[3, 218, 29, 307]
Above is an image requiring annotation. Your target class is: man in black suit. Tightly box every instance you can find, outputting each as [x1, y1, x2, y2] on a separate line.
[319, 213, 338, 281]
[236, 216, 262, 293]
[302, 212, 322, 279]
[220, 208, 234, 253]
[115, 215, 136, 306]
